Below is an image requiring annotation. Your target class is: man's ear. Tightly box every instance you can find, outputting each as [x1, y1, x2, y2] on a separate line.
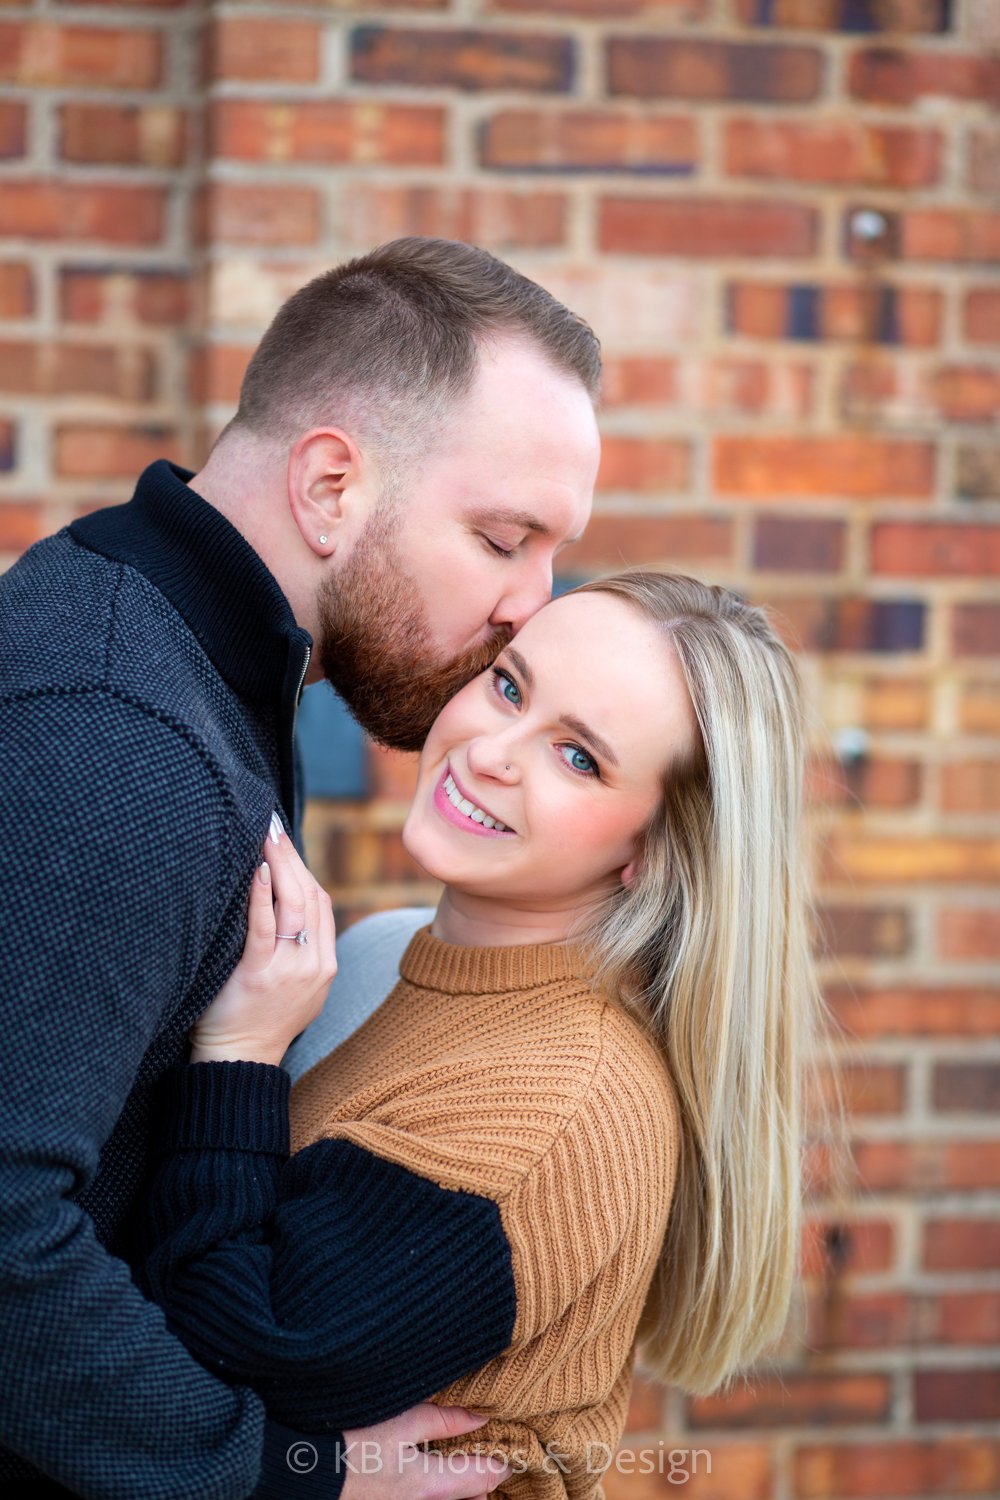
[286, 429, 362, 556]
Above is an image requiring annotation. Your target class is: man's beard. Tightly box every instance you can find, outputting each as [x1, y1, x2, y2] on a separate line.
[316, 508, 511, 752]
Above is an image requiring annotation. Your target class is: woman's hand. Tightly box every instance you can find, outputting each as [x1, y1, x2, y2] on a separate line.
[189, 814, 337, 1067]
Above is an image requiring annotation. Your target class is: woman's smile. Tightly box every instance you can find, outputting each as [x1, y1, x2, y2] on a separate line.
[433, 763, 517, 838]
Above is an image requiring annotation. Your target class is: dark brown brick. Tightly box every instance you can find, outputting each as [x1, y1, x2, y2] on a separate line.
[350, 26, 574, 92]
[607, 38, 823, 101]
[754, 515, 846, 572]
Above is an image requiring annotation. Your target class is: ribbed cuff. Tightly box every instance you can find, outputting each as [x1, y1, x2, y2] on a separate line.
[155, 1061, 290, 1155]
[252, 1421, 346, 1500]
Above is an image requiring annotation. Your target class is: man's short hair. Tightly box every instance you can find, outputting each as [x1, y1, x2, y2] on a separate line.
[221, 238, 601, 472]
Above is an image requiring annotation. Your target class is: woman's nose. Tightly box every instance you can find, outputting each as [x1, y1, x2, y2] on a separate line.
[466, 735, 520, 783]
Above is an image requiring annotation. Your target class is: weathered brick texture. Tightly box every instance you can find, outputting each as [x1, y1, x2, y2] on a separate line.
[2, 0, 997, 1489]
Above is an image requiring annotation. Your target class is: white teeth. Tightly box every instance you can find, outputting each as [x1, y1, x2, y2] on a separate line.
[442, 773, 509, 832]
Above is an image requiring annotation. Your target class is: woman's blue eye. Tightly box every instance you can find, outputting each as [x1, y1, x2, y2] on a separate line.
[560, 744, 598, 777]
[493, 668, 521, 705]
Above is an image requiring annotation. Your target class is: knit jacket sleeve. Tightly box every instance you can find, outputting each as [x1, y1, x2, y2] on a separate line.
[0, 693, 335, 1500]
[138, 1060, 519, 1433]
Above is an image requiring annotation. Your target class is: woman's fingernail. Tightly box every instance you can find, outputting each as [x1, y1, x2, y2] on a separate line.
[258, 861, 271, 886]
[269, 812, 283, 845]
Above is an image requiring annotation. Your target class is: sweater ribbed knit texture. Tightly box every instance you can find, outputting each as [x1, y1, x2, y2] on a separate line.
[290, 926, 681, 1500]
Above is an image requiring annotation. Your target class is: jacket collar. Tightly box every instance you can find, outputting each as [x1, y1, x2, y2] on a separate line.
[69, 459, 313, 708]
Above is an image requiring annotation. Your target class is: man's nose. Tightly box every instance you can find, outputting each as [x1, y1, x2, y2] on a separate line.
[489, 557, 553, 635]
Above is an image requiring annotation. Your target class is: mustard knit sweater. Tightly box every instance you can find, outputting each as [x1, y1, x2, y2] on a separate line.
[290, 926, 680, 1500]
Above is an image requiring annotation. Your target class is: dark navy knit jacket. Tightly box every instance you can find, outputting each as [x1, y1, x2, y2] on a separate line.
[0, 460, 342, 1498]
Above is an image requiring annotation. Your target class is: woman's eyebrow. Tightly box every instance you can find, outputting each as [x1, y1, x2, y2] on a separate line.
[504, 647, 620, 769]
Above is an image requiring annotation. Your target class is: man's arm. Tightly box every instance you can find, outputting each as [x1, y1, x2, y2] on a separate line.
[0, 693, 338, 1498]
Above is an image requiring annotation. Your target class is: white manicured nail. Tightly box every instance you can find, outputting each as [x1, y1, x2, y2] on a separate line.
[269, 812, 283, 845]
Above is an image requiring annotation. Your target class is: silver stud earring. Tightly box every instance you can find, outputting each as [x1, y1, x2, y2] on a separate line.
[318, 534, 329, 545]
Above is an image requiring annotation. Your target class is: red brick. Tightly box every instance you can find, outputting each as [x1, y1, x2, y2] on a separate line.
[689, 1372, 891, 1429]
[0, 182, 164, 245]
[368, 745, 420, 805]
[964, 289, 1000, 344]
[853, 1139, 1000, 1194]
[767, 595, 925, 654]
[968, 127, 1000, 196]
[915, 1369, 1000, 1424]
[941, 761, 1000, 814]
[557, 513, 732, 571]
[932, 1292, 1000, 1346]
[595, 437, 690, 494]
[60, 267, 189, 326]
[605, 1444, 773, 1500]
[600, 196, 817, 258]
[0, 97, 25, 157]
[205, 18, 321, 82]
[606, 38, 823, 101]
[860, 675, 930, 730]
[622, 1372, 663, 1433]
[899, 208, 1000, 265]
[833, 1058, 907, 1114]
[0, 341, 155, 400]
[58, 0, 187, 7]
[804, 1290, 913, 1353]
[724, 120, 941, 188]
[800, 1215, 896, 1277]
[714, 436, 934, 498]
[796, 1437, 1000, 1498]
[0, 22, 162, 87]
[960, 678, 1000, 733]
[0, 503, 43, 552]
[59, 103, 187, 167]
[189, 344, 251, 406]
[0, 420, 15, 470]
[491, 0, 707, 14]
[599, 357, 678, 407]
[824, 834, 1000, 886]
[931, 365, 1000, 423]
[849, 47, 1000, 104]
[924, 1217, 1000, 1271]
[0, 261, 34, 318]
[815, 907, 911, 962]
[54, 424, 176, 479]
[939, 909, 1000, 960]
[953, 603, 1000, 656]
[872, 522, 1000, 577]
[194, 184, 319, 248]
[826, 985, 1000, 1039]
[209, 101, 445, 166]
[754, 515, 845, 572]
[346, 186, 567, 252]
[350, 26, 573, 92]
[702, 356, 815, 417]
[479, 108, 697, 172]
[933, 1061, 1000, 1112]
[809, 755, 922, 810]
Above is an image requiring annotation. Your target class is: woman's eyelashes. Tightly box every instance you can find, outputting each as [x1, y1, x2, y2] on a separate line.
[492, 666, 522, 706]
[490, 668, 601, 781]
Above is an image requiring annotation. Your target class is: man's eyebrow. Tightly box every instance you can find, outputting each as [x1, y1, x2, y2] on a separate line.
[501, 648, 620, 769]
[469, 506, 583, 546]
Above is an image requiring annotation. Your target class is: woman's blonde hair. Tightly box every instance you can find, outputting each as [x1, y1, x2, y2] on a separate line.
[570, 570, 844, 1397]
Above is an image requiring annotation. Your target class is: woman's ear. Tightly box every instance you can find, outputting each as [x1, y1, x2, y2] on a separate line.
[620, 856, 641, 889]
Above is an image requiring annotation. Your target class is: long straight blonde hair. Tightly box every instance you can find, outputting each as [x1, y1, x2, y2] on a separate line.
[570, 571, 844, 1397]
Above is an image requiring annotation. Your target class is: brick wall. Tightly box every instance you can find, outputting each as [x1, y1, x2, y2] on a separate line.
[2, 0, 998, 1493]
